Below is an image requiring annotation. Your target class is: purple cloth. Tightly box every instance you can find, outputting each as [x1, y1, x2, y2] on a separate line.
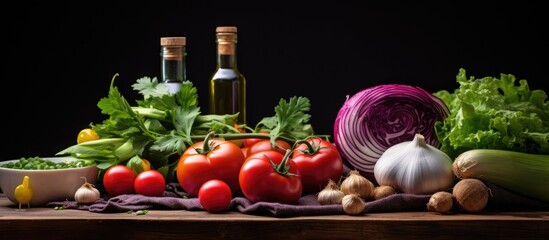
[45, 182, 548, 217]
[46, 182, 430, 217]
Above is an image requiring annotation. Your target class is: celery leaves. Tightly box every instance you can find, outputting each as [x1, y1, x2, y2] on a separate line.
[132, 76, 169, 99]
[57, 74, 316, 177]
[256, 96, 314, 145]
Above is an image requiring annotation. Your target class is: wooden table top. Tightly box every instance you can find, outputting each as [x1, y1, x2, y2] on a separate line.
[1, 194, 547, 240]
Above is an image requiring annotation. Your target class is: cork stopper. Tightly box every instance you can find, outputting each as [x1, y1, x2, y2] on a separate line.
[161, 37, 186, 46]
[216, 26, 237, 33]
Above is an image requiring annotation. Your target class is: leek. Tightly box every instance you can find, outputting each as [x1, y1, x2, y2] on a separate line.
[453, 149, 549, 203]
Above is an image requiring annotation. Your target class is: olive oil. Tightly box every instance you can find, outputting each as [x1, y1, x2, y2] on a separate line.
[160, 37, 187, 94]
[209, 26, 246, 124]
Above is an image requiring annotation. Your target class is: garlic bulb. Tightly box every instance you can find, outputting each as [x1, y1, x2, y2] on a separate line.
[340, 170, 375, 199]
[373, 134, 454, 194]
[341, 193, 366, 215]
[74, 177, 100, 204]
[317, 179, 345, 205]
[373, 185, 396, 200]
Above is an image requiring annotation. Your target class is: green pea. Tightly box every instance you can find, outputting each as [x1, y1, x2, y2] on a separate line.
[0, 157, 95, 170]
[23, 163, 34, 169]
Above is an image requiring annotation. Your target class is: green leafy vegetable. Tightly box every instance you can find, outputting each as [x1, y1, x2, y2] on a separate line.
[255, 96, 314, 146]
[433, 68, 549, 159]
[56, 74, 316, 182]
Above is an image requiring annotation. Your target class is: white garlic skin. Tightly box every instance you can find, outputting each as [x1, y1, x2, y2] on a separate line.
[74, 180, 101, 204]
[373, 134, 454, 195]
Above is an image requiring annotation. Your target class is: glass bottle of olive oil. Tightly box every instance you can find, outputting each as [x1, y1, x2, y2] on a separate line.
[160, 37, 187, 94]
[209, 26, 247, 124]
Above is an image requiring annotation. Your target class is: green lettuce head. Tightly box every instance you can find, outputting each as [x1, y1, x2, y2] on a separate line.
[433, 68, 549, 159]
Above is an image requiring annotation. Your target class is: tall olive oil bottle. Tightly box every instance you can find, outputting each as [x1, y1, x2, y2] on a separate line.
[208, 26, 246, 124]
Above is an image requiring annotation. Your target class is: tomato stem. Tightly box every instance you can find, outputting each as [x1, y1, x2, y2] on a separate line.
[191, 133, 296, 145]
[293, 137, 322, 155]
[196, 131, 217, 154]
[274, 150, 298, 177]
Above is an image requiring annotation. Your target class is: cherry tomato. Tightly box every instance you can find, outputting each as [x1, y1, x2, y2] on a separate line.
[292, 137, 344, 194]
[246, 139, 291, 156]
[243, 131, 269, 147]
[77, 128, 99, 144]
[103, 165, 135, 196]
[177, 133, 246, 197]
[134, 170, 166, 197]
[198, 179, 232, 212]
[239, 150, 302, 204]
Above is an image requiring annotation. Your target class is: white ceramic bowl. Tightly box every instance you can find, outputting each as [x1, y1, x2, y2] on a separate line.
[0, 157, 99, 207]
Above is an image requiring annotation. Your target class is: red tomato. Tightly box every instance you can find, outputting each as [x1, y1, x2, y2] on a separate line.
[239, 150, 302, 204]
[134, 170, 166, 197]
[177, 136, 246, 197]
[242, 131, 269, 147]
[198, 179, 232, 212]
[292, 137, 344, 194]
[246, 139, 291, 156]
[103, 165, 135, 196]
[241, 147, 249, 159]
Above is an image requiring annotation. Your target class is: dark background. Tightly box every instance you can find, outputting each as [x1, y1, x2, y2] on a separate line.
[2, 1, 548, 161]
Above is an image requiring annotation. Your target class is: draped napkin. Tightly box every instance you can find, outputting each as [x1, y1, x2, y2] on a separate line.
[45, 181, 548, 217]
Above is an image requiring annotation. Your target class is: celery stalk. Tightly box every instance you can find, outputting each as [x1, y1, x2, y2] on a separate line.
[131, 107, 167, 120]
[453, 149, 549, 203]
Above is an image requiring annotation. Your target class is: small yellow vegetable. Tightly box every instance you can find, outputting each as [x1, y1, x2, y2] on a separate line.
[77, 128, 99, 144]
[14, 176, 33, 210]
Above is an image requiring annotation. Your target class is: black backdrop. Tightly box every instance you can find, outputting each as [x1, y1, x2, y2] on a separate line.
[3, 1, 548, 161]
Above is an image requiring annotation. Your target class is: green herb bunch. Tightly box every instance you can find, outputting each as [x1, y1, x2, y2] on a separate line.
[57, 74, 314, 182]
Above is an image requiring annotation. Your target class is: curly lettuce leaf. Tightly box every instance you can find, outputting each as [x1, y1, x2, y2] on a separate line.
[433, 68, 549, 159]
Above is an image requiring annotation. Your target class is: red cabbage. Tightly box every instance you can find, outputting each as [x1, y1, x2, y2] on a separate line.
[333, 84, 449, 184]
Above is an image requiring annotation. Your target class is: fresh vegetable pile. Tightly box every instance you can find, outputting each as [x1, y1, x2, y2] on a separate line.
[45, 68, 549, 215]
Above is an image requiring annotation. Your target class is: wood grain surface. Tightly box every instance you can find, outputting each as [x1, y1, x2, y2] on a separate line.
[1, 194, 547, 240]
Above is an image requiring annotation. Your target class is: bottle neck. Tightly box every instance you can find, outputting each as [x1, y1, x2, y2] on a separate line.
[216, 33, 238, 69]
[217, 52, 237, 69]
[161, 45, 187, 83]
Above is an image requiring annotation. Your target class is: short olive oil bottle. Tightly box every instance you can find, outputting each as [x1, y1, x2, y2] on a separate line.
[209, 26, 246, 124]
[160, 37, 187, 94]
